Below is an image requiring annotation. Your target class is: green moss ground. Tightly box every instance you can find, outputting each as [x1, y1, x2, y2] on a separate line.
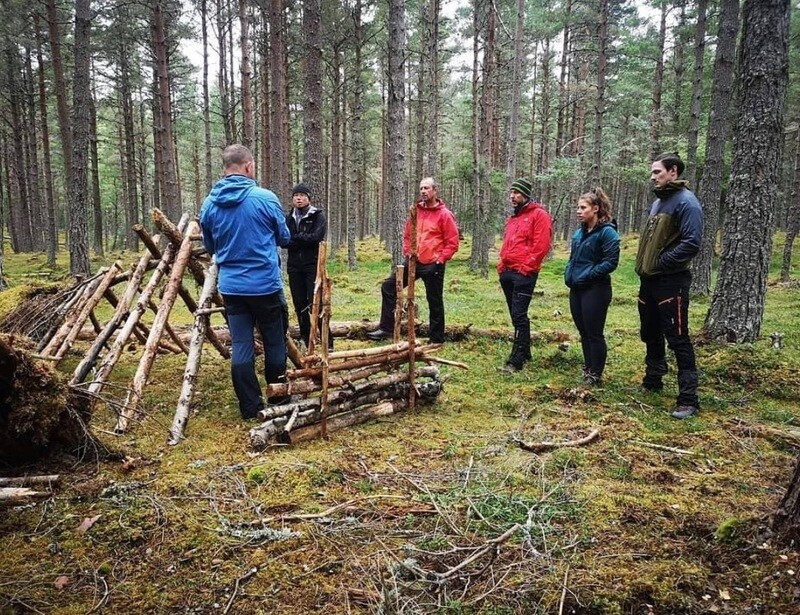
[1, 235, 800, 614]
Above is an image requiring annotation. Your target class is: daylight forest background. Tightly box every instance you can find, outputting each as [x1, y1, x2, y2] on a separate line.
[0, 0, 795, 343]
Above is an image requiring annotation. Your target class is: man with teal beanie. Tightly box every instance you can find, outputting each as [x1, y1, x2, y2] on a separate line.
[200, 144, 291, 419]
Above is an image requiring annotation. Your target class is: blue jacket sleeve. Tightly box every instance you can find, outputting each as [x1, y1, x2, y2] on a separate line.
[199, 204, 215, 256]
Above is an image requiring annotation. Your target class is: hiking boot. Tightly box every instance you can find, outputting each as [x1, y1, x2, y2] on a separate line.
[366, 328, 392, 341]
[499, 362, 522, 373]
[672, 405, 698, 420]
[583, 370, 602, 386]
[641, 376, 663, 393]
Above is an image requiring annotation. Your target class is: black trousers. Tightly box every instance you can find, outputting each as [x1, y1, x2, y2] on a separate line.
[637, 270, 699, 407]
[379, 261, 446, 343]
[499, 270, 538, 364]
[288, 266, 316, 345]
[223, 292, 289, 419]
[569, 280, 612, 378]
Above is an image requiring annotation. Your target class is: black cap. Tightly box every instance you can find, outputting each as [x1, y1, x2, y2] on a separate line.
[292, 183, 312, 197]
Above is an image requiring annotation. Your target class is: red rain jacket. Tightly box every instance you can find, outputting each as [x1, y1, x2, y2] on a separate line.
[498, 201, 553, 276]
[403, 199, 460, 265]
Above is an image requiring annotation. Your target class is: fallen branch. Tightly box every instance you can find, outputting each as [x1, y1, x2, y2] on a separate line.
[727, 418, 800, 447]
[631, 439, 695, 456]
[0, 475, 60, 488]
[0, 487, 52, 505]
[517, 429, 600, 453]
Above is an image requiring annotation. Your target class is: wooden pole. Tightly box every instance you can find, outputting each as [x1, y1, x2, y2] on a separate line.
[116, 221, 200, 433]
[320, 276, 331, 438]
[168, 262, 219, 445]
[307, 241, 327, 355]
[393, 265, 404, 342]
[407, 206, 418, 411]
[39, 271, 105, 357]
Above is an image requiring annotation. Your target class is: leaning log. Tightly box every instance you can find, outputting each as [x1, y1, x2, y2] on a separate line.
[116, 220, 199, 433]
[152, 208, 224, 308]
[71, 253, 155, 385]
[168, 262, 219, 445]
[39, 271, 105, 357]
[86, 216, 190, 397]
[51, 262, 123, 362]
[287, 343, 441, 380]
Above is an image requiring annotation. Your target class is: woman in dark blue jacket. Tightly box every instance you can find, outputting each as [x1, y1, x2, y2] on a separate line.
[564, 188, 620, 385]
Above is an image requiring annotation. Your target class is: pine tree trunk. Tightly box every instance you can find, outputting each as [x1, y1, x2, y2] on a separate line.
[239, 0, 254, 149]
[302, 0, 324, 194]
[44, 0, 72, 188]
[268, 0, 290, 203]
[68, 0, 92, 276]
[780, 127, 800, 282]
[590, 0, 609, 187]
[773, 453, 800, 541]
[691, 0, 739, 295]
[35, 14, 58, 266]
[704, 0, 790, 343]
[201, 0, 213, 190]
[23, 46, 42, 251]
[685, 0, 708, 187]
[120, 43, 140, 250]
[505, 0, 525, 186]
[387, 0, 408, 266]
[89, 92, 104, 256]
[347, 1, 363, 271]
[425, 0, 440, 177]
[152, 1, 181, 222]
[648, 1, 667, 159]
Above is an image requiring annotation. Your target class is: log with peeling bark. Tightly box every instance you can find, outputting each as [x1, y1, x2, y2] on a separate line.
[0, 475, 60, 487]
[250, 371, 442, 447]
[266, 363, 395, 398]
[306, 242, 327, 356]
[86, 216, 190, 398]
[0, 487, 52, 506]
[33, 271, 105, 352]
[259, 366, 440, 422]
[116, 220, 200, 433]
[287, 343, 441, 380]
[168, 262, 220, 445]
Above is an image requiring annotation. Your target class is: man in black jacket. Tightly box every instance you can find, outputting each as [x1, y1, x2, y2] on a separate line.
[635, 152, 703, 419]
[286, 183, 328, 348]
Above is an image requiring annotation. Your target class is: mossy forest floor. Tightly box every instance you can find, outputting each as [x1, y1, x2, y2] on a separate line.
[2, 235, 800, 614]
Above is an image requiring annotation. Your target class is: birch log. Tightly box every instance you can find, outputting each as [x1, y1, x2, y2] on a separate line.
[168, 262, 219, 445]
[116, 221, 200, 433]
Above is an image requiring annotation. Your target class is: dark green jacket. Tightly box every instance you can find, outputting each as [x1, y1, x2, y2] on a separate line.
[635, 186, 703, 278]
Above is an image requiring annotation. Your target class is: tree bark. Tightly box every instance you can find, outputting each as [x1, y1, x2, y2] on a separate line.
[152, 1, 181, 222]
[44, 0, 72, 188]
[387, 0, 408, 265]
[302, 0, 324, 195]
[268, 0, 290, 203]
[505, 0, 525, 186]
[35, 13, 58, 266]
[704, 0, 790, 343]
[68, 0, 92, 276]
[691, 0, 739, 295]
[239, 0, 254, 149]
[648, 0, 667, 160]
[684, 0, 708, 187]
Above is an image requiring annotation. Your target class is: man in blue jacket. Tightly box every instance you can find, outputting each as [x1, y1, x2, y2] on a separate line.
[635, 152, 703, 419]
[200, 144, 291, 420]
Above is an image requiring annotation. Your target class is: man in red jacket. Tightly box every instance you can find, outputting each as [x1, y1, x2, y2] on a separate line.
[497, 178, 553, 372]
[368, 177, 460, 343]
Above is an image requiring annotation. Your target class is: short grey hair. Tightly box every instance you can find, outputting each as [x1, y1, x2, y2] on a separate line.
[420, 176, 438, 190]
[222, 144, 254, 169]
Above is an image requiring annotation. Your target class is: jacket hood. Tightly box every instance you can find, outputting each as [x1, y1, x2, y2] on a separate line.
[208, 174, 256, 208]
[416, 198, 445, 210]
